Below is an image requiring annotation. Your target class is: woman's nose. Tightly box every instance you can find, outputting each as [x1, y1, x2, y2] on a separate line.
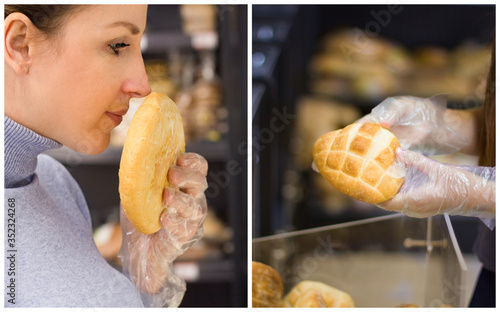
[122, 56, 151, 98]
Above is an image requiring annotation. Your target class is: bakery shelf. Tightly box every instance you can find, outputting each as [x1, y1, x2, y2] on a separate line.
[44, 139, 231, 165]
[175, 258, 235, 284]
[142, 32, 192, 52]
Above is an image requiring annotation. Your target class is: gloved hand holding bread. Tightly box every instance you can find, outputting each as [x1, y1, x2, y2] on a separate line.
[118, 93, 208, 307]
[313, 95, 495, 219]
[356, 95, 468, 156]
[378, 148, 495, 218]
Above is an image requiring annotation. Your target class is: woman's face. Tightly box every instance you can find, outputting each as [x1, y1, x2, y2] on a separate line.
[28, 5, 150, 154]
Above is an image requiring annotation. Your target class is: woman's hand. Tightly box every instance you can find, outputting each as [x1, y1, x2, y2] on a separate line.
[378, 148, 495, 218]
[119, 153, 208, 307]
[358, 95, 468, 155]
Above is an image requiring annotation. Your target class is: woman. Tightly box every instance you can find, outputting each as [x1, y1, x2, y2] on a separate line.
[360, 43, 495, 306]
[4, 5, 208, 307]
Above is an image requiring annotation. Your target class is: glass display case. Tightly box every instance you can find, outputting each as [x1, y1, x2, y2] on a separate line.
[253, 213, 468, 307]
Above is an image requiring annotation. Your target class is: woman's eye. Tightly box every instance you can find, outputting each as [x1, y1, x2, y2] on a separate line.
[109, 42, 130, 55]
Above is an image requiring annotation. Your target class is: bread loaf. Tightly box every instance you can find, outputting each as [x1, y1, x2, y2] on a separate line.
[313, 122, 403, 204]
[252, 261, 283, 307]
[119, 92, 185, 234]
[283, 280, 355, 307]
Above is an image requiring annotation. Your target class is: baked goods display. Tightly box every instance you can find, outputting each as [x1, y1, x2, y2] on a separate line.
[252, 259, 459, 307]
[252, 260, 456, 307]
[119, 92, 185, 234]
[145, 60, 180, 101]
[283, 280, 355, 308]
[146, 56, 225, 143]
[180, 4, 217, 35]
[313, 122, 404, 204]
[309, 29, 491, 103]
[252, 261, 356, 308]
[252, 261, 284, 307]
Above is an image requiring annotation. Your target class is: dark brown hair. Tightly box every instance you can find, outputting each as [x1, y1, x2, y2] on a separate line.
[478, 39, 495, 167]
[4, 5, 83, 36]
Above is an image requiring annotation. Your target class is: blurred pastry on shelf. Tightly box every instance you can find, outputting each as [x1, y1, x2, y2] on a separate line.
[308, 28, 491, 105]
[452, 43, 492, 80]
[173, 208, 232, 261]
[252, 261, 284, 307]
[192, 78, 222, 108]
[175, 89, 195, 143]
[191, 52, 225, 141]
[149, 78, 178, 99]
[309, 75, 353, 99]
[282, 280, 355, 308]
[352, 70, 400, 101]
[145, 59, 169, 79]
[311, 53, 392, 78]
[93, 221, 122, 266]
[176, 240, 216, 261]
[173, 50, 225, 143]
[316, 29, 413, 74]
[145, 60, 179, 99]
[414, 46, 450, 70]
[320, 29, 412, 73]
[407, 75, 456, 99]
[180, 4, 217, 34]
[203, 209, 232, 243]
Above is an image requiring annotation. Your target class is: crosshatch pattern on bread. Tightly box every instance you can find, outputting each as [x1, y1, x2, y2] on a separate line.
[313, 122, 404, 204]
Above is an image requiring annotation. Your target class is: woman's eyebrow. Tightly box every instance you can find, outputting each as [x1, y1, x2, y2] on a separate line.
[107, 21, 141, 35]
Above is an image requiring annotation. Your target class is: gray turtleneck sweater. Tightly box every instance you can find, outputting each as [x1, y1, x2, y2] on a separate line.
[4, 116, 143, 307]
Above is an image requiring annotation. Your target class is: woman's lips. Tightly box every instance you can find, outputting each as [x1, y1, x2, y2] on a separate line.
[106, 109, 128, 125]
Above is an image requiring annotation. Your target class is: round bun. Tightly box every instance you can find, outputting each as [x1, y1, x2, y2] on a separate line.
[252, 261, 283, 307]
[283, 280, 355, 307]
[119, 92, 185, 234]
[313, 122, 403, 204]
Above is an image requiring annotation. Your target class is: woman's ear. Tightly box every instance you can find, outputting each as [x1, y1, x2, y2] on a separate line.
[4, 13, 39, 74]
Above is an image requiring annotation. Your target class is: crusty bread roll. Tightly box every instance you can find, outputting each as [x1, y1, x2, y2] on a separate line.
[119, 92, 185, 234]
[313, 122, 403, 204]
[283, 280, 355, 307]
[252, 261, 283, 307]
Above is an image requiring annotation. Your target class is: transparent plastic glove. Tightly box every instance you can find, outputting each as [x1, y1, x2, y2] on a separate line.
[358, 95, 467, 156]
[118, 153, 208, 307]
[378, 148, 495, 219]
